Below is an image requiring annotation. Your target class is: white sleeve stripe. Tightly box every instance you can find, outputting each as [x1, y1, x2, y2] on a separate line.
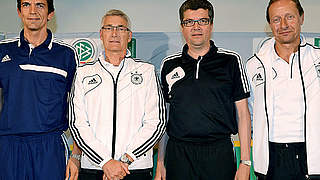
[217, 49, 250, 93]
[19, 64, 67, 78]
[69, 74, 104, 164]
[53, 39, 79, 67]
[132, 72, 166, 157]
[160, 52, 182, 78]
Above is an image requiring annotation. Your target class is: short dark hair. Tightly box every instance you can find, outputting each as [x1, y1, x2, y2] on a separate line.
[17, 0, 55, 14]
[179, 0, 214, 24]
[266, 0, 304, 23]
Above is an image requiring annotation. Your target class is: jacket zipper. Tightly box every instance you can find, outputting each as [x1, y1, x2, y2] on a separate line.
[196, 56, 203, 79]
[99, 59, 126, 159]
[297, 46, 308, 175]
[290, 54, 295, 79]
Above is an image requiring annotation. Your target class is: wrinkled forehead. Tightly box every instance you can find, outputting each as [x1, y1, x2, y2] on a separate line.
[103, 15, 129, 27]
[21, 0, 48, 5]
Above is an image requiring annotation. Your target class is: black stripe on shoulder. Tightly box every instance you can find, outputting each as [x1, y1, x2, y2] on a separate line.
[132, 58, 153, 66]
[302, 42, 320, 50]
[247, 55, 257, 63]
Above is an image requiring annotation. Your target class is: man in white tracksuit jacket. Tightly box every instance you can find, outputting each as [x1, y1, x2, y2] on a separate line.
[69, 9, 166, 180]
[246, 0, 320, 179]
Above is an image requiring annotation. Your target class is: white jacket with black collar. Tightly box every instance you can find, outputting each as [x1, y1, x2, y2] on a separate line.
[246, 36, 320, 176]
[69, 51, 166, 170]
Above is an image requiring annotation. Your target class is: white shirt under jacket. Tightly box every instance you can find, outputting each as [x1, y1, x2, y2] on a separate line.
[246, 36, 320, 175]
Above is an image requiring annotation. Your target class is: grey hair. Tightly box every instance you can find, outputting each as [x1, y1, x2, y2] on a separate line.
[101, 9, 131, 30]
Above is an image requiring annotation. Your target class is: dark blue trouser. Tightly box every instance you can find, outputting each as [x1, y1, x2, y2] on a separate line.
[0, 132, 66, 180]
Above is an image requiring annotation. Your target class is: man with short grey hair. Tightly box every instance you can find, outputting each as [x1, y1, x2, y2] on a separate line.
[69, 9, 166, 180]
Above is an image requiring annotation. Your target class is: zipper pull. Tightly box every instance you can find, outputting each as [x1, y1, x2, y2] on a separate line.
[196, 56, 203, 79]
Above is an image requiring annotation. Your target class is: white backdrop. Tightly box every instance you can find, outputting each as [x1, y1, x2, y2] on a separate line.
[1, 0, 320, 33]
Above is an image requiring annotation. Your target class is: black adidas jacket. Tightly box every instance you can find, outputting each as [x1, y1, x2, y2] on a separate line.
[160, 41, 250, 142]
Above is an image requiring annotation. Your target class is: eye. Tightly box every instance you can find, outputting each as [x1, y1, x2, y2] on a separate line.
[118, 27, 127, 32]
[286, 15, 294, 20]
[22, 2, 30, 7]
[199, 18, 209, 24]
[187, 19, 193, 24]
[272, 17, 280, 24]
[105, 27, 113, 31]
[36, 3, 45, 9]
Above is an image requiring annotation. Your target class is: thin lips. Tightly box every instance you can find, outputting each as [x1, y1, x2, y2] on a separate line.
[27, 17, 40, 20]
[192, 34, 203, 36]
[109, 40, 120, 43]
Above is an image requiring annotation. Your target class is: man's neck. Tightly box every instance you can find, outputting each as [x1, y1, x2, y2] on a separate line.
[187, 43, 210, 60]
[24, 28, 48, 47]
[105, 50, 127, 66]
[274, 40, 300, 63]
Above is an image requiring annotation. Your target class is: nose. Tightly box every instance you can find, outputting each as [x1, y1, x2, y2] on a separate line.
[111, 27, 119, 37]
[192, 22, 201, 31]
[30, 3, 36, 13]
[280, 18, 289, 29]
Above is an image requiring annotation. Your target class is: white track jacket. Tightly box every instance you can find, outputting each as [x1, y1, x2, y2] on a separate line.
[246, 36, 320, 176]
[69, 52, 166, 170]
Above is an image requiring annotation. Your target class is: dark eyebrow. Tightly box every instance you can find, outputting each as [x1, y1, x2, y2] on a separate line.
[21, 2, 31, 5]
[35, 2, 45, 6]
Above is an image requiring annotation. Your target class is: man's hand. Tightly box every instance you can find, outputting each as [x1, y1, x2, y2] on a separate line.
[234, 163, 250, 180]
[154, 160, 166, 180]
[102, 159, 130, 180]
[65, 156, 80, 180]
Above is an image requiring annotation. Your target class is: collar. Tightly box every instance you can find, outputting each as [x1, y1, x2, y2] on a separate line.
[18, 29, 54, 50]
[258, 34, 306, 59]
[98, 49, 132, 65]
[181, 40, 218, 63]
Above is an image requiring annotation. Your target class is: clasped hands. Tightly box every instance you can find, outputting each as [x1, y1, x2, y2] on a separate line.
[102, 159, 130, 180]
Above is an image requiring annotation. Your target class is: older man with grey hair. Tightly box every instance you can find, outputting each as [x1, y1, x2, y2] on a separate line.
[69, 9, 166, 180]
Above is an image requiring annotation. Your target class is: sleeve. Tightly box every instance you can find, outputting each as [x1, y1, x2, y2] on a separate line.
[69, 70, 112, 168]
[66, 48, 78, 93]
[0, 88, 3, 114]
[160, 62, 170, 101]
[125, 66, 166, 160]
[246, 57, 256, 123]
[232, 54, 250, 102]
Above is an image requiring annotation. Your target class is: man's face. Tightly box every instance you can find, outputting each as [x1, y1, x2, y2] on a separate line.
[17, 0, 54, 32]
[100, 16, 132, 54]
[181, 9, 213, 49]
[268, 0, 304, 46]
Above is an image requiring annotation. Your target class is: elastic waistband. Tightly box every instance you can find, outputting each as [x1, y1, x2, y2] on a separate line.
[0, 131, 63, 143]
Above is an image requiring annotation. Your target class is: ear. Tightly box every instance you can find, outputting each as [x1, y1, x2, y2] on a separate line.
[100, 29, 103, 41]
[127, 31, 132, 43]
[17, 8, 22, 18]
[47, 11, 55, 21]
[209, 22, 214, 32]
[300, 13, 304, 25]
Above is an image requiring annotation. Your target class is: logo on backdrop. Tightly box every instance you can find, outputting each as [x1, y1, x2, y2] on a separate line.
[72, 38, 97, 65]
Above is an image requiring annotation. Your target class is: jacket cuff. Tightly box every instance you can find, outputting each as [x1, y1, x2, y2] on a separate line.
[99, 157, 112, 168]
